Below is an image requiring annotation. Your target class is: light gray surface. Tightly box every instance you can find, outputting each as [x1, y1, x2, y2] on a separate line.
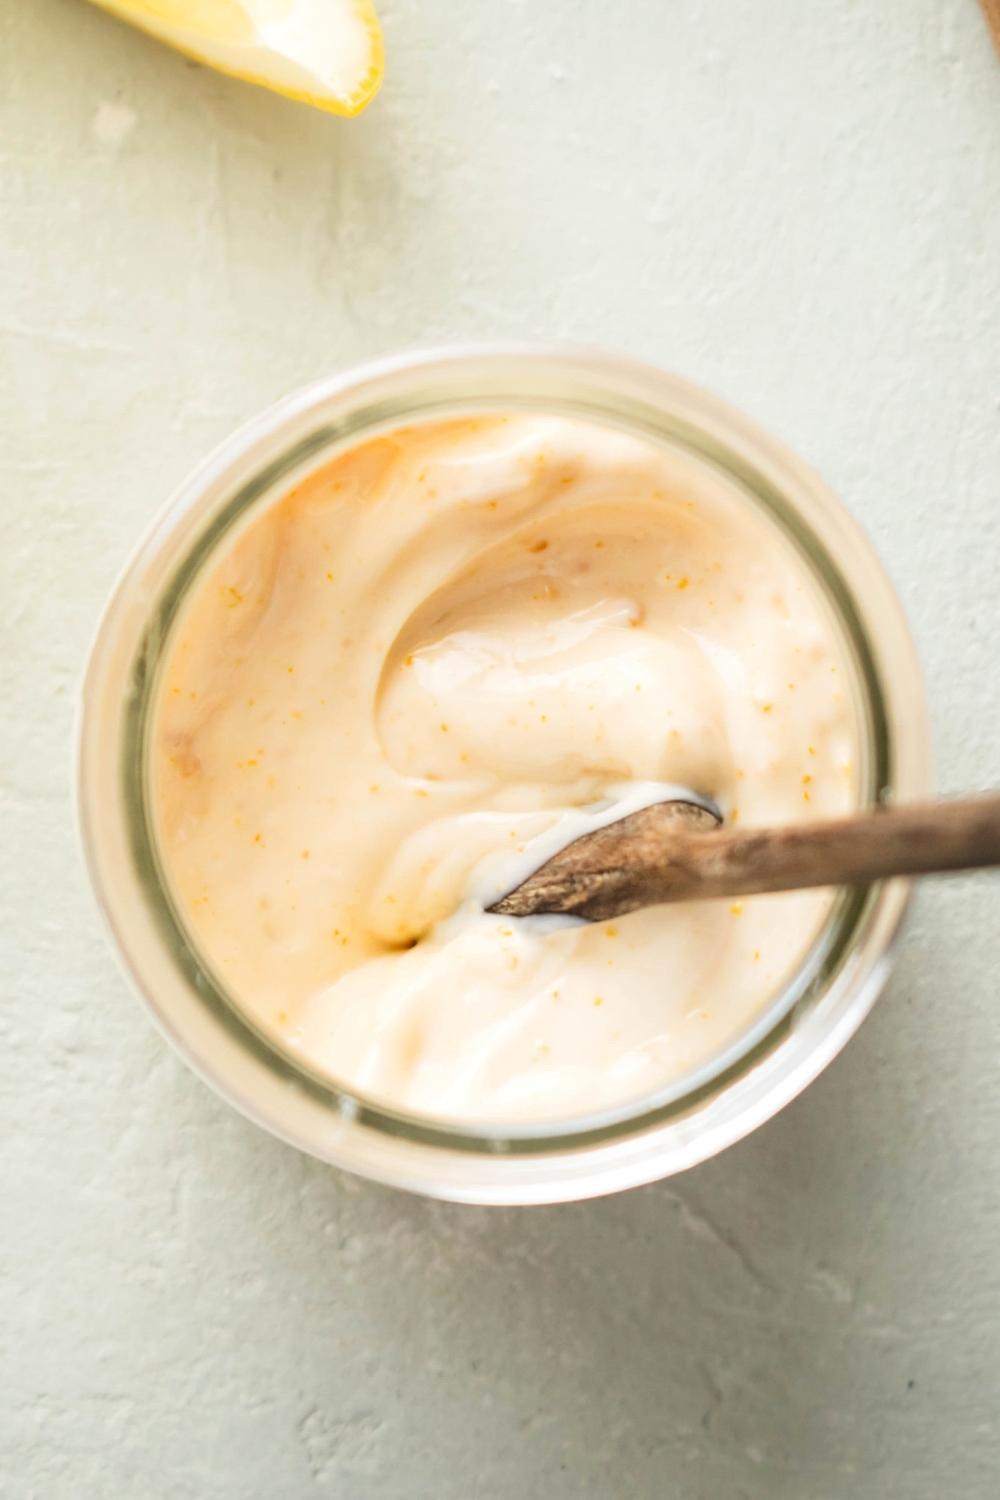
[3, 1, 1000, 1495]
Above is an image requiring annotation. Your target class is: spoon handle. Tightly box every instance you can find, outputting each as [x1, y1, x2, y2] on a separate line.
[624, 793, 1000, 904]
[490, 793, 1000, 922]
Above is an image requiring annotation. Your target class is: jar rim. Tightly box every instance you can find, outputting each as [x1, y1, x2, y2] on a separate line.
[77, 344, 930, 1201]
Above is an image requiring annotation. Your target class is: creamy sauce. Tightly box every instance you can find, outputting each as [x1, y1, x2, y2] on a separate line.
[153, 415, 858, 1121]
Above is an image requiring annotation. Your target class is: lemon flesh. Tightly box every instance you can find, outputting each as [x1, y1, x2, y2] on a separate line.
[89, 0, 383, 116]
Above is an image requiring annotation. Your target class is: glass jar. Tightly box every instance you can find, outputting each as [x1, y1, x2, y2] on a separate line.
[77, 346, 930, 1204]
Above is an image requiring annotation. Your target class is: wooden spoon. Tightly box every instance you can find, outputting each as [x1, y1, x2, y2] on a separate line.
[487, 793, 1000, 923]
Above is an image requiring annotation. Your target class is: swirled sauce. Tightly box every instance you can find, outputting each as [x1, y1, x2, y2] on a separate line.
[153, 415, 858, 1121]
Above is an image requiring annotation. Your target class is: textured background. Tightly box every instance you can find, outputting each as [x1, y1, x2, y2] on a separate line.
[3, 2, 1000, 1496]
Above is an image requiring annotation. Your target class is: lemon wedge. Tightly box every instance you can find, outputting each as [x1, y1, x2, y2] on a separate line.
[89, 0, 383, 116]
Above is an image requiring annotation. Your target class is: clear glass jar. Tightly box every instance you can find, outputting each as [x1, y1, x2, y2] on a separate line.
[77, 346, 930, 1204]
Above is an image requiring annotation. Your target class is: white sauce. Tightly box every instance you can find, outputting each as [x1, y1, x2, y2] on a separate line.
[154, 415, 858, 1121]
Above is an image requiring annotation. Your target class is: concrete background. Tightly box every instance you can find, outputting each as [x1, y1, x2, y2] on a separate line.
[3, 1, 1000, 1495]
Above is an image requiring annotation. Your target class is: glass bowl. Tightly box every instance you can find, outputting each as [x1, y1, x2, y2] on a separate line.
[77, 345, 930, 1204]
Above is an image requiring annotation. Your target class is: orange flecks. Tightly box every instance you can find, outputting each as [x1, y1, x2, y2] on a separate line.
[167, 738, 201, 778]
[286, 665, 295, 674]
[277, 1010, 289, 1025]
[593, 995, 605, 1007]
[253, 832, 264, 846]
[439, 723, 449, 733]
[301, 850, 311, 860]
[730, 902, 744, 916]
[760, 702, 773, 714]
[676, 576, 690, 590]
[752, 949, 761, 962]
[369, 783, 381, 794]
[528, 539, 549, 553]
[325, 571, 334, 582]
[808, 744, 817, 757]
[223, 586, 244, 607]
